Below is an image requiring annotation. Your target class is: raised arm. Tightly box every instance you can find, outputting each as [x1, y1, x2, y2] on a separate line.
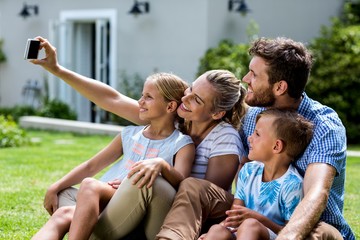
[30, 36, 147, 126]
[276, 162, 336, 239]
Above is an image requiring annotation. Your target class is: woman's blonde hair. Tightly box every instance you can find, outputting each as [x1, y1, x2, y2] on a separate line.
[205, 70, 247, 129]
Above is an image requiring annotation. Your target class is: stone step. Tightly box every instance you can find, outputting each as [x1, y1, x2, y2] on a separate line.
[19, 116, 123, 135]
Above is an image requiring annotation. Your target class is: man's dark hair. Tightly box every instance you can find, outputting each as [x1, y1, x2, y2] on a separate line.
[249, 37, 313, 99]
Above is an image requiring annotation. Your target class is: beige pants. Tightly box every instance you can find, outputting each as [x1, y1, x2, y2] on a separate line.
[58, 186, 78, 207]
[305, 222, 344, 240]
[156, 177, 234, 240]
[58, 174, 176, 240]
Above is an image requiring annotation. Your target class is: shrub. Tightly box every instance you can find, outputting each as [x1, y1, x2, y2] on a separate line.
[307, 3, 360, 144]
[0, 38, 6, 63]
[0, 105, 38, 122]
[110, 71, 144, 126]
[0, 100, 77, 122]
[197, 20, 258, 79]
[0, 115, 29, 148]
[38, 99, 77, 120]
[197, 39, 251, 79]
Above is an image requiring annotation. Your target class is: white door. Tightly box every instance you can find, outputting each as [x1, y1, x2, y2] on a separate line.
[94, 19, 110, 123]
[48, 9, 117, 122]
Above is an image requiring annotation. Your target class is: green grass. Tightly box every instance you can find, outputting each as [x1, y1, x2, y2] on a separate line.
[0, 130, 359, 239]
[344, 155, 360, 238]
[0, 130, 113, 239]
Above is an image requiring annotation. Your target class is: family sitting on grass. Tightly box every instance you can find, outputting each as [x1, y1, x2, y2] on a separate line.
[30, 36, 355, 240]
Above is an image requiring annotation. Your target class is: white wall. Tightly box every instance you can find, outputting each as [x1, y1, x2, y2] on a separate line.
[117, 0, 209, 83]
[0, 0, 343, 110]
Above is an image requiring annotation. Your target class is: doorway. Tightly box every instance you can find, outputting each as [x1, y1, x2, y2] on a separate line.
[50, 9, 117, 122]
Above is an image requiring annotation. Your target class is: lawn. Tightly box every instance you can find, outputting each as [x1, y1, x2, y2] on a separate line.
[0, 130, 359, 239]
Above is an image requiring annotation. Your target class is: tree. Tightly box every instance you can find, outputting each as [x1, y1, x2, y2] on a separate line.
[197, 39, 250, 80]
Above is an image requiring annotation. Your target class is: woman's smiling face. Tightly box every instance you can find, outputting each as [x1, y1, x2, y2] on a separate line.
[177, 74, 217, 123]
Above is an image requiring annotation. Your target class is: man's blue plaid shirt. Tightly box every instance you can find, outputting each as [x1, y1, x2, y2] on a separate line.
[239, 93, 355, 240]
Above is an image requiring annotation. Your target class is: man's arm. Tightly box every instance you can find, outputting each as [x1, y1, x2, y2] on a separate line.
[276, 162, 336, 239]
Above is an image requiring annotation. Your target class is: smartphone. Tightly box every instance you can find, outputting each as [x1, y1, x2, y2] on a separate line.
[24, 39, 40, 59]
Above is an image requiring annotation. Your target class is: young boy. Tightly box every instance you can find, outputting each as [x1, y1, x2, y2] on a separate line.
[199, 108, 314, 240]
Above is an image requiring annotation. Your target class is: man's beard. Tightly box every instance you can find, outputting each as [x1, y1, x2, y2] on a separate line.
[245, 86, 275, 107]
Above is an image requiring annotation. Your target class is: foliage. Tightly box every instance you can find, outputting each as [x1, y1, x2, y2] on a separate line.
[197, 39, 251, 79]
[0, 105, 37, 122]
[118, 71, 144, 101]
[38, 99, 77, 120]
[0, 98, 76, 148]
[0, 38, 6, 63]
[342, 0, 360, 25]
[0, 115, 29, 148]
[306, 2, 360, 144]
[110, 71, 145, 126]
[0, 99, 77, 122]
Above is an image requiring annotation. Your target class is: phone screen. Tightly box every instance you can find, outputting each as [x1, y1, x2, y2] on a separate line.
[24, 39, 40, 59]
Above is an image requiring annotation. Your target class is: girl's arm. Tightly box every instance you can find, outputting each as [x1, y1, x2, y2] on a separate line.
[127, 143, 195, 189]
[30, 36, 147, 126]
[44, 134, 124, 215]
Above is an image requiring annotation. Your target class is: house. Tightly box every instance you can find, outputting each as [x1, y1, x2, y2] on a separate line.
[0, 0, 343, 122]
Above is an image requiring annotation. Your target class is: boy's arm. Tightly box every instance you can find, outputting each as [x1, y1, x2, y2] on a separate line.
[277, 163, 336, 239]
[224, 199, 284, 234]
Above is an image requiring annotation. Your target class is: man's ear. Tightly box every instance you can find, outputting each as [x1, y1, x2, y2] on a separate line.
[167, 101, 178, 113]
[273, 139, 284, 153]
[211, 110, 226, 120]
[274, 80, 288, 96]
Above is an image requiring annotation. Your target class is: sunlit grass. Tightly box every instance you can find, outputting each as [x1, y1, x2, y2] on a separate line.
[343, 156, 360, 238]
[0, 130, 113, 239]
